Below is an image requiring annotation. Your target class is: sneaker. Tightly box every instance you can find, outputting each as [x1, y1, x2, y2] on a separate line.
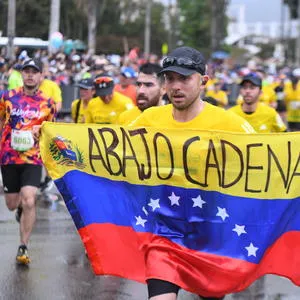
[15, 206, 23, 223]
[16, 245, 30, 265]
[40, 176, 54, 192]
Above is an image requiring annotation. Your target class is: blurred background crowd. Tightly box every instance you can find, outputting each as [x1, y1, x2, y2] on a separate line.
[0, 0, 300, 123]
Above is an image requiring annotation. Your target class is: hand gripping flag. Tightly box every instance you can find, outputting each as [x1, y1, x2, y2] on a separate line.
[40, 122, 300, 298]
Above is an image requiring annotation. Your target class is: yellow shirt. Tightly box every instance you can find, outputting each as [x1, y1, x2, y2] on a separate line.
[131, 103, 254, 133]
[284, 87, 300, 123]
[259, 86, 276, 105]
[205, 90, 228, 107]
[85, 91, 134, 124]
[71, 98, 95, 123]
[39, 79, 62, 104]
[205, 78, 217, 91]
[117, 106, 142, 125]
[228, 103, 286, 133]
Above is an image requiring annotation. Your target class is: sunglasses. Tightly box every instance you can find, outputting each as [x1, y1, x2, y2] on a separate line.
[94, 76, 113, 84]
[162, 57, 199, 69]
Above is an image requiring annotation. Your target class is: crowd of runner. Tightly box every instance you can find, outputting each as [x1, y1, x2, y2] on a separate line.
[0, 45, 299, 300]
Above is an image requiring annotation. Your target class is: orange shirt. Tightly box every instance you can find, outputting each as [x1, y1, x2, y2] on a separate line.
[114, 84, 137, 105]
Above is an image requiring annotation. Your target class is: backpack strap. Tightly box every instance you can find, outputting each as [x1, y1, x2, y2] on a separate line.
[74, 99, 81, 123]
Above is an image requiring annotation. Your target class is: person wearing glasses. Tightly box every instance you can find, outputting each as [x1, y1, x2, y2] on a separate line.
[228, 74, 286, 133]
[131, 46, 255, 300]
[85, 75, 134, 124]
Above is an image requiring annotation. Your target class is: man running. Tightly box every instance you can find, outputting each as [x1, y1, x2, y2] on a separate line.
[229, 74, 286, 133]
[0, 58, 56, 265]
[131, 46, 254, 300]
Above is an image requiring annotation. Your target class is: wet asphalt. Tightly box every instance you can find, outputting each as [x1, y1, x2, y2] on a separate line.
[0, 187, 299, 300]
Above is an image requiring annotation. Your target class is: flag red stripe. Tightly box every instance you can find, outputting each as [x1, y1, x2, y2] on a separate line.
[79, 223, 300, 297]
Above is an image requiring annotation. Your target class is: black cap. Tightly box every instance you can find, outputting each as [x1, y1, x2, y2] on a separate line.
[94, 75, 115, 96]
[240, 74, 262, 88]
[21, 59, 43, 72]
[160, 46, 206, 76]
[76, 78, 94, 89]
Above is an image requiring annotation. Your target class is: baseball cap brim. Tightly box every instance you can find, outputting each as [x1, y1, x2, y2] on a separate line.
[158, 65, 197, 76]
[95, 86, 114, 96]
[76, 83, 94, 89]
[21, 65, 41, 72]
[240, 78, 261, 87]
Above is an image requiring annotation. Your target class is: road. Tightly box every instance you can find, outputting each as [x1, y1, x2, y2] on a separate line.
[0, 188, 299, 300]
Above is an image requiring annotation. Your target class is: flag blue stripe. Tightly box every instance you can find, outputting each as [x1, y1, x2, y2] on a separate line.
[55, 170, 300, 264]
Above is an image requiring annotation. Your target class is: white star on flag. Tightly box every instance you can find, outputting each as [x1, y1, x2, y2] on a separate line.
[168, 192, 180, 206]
[135, 216, 147, 227]
[216, 207, 229, 221]
[245, 243, 259, 257]
[232, 224, 247, 236]
[191, 195, 206, 208]
[148, 198, 160, 212]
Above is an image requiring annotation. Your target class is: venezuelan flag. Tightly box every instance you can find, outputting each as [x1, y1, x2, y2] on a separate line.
[40, 122, 300, 297]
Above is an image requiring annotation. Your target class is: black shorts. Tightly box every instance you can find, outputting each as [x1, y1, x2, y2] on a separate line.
[288, 122, 300, 132]
[1, 164, 42, 193]
[147, 279, 225, 299]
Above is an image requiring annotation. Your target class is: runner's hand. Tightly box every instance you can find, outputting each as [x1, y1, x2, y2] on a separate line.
[32, 125, 42, 140]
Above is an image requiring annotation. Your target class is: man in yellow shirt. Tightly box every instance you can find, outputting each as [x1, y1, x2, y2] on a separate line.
[85, 75, 133, 124]
[131, 46, 254, 300]
[205, 80, 228, 107]
[71, 78, 96, 123]
[39, 78, 63, 112]
[118, 63, 165, 125]
[229, 74, 286, 133]
[235, 73, 277, 108]
[284, 76, 300, 131]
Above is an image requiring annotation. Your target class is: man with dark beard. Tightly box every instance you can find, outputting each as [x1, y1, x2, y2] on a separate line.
[117, 63, 165, 125]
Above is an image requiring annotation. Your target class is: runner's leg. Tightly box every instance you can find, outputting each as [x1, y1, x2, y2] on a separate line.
[19, 185, 38, 245]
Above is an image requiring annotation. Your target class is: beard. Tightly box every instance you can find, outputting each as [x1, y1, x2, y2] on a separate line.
[23, 83, 39, 91]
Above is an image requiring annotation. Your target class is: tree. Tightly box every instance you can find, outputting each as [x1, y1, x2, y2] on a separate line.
[6, 0, 16, 61]
[48, 0, 61, 54]
[177, 0, 211, 56]
[16, 0, 50, 38]
[210, 0, 229, 52]
[177, 0, 229, 56]
[0, 0, 168, 55]
[74, 0, 108, 55]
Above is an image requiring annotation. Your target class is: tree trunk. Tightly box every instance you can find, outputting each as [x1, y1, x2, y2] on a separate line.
[88, 0, 97, 55]
[144, 0, 152, 57]
[296, 0, 300, 65]
[6, 0, 16, 61]
[48, 0, 61, 53]
[210, 0, 228, 52]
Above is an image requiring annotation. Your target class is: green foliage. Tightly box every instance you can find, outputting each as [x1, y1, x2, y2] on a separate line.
[177, 0, 211, 57]
[61, 0, 87, 40]
[1, 0, 50, 39]
[0, 0, 228, 56]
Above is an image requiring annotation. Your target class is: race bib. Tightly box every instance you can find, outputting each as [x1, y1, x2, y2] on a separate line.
[289, 101, 300, 110]
[11, 130, 34, 152]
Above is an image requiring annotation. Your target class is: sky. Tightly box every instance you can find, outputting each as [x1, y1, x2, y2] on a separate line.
[228, 0, 289, 23]
[160, 0, 290, 23]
